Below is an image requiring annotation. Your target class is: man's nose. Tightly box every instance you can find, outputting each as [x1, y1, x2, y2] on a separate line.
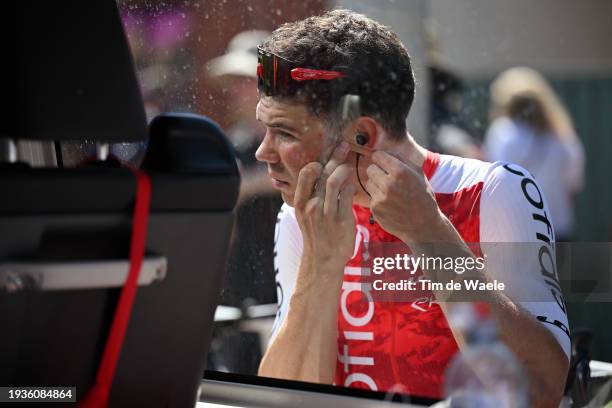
[255, 132, 279, 164]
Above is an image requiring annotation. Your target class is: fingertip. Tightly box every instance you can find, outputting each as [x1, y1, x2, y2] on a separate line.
[301, 162, 322, 177]
[340, 141, 350, 155]
[335, 141, 350, 159]
[371, 150, 383, 163]
[374, 150, 397, 164]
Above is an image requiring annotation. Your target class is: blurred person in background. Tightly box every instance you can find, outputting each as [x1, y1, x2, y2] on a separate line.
[425, 19, 482, 159]
[207, 31, 269, 170]
[206, 29, 282, 308]
[429, 65, 482, 160]
[485, 67, 585, 241]
[207, 30, 280, 204]
[206, 30, 283, 374]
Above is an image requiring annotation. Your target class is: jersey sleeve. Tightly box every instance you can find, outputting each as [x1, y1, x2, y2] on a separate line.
[269, 204, 303, 344]
[480, 162, 571, 359]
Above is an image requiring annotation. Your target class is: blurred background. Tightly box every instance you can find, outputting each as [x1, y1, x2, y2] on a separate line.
[116, 0, 612, 373]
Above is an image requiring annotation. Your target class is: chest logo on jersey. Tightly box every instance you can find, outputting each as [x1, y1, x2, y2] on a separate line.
[338, 223, 378, 390]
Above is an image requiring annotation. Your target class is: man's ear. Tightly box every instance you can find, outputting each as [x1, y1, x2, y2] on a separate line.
[353, 116, 380, 148]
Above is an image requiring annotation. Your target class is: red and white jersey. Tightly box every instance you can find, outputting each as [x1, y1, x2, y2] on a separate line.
[270, 151, 570, 399]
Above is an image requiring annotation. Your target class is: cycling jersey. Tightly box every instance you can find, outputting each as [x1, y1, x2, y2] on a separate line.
[271, 151, 570, 399]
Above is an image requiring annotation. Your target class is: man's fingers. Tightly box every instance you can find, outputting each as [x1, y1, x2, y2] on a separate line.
[315, 141, 350, 198]
[365, 179, 384, 223]
[370, 151, 397, 174]
[371, 150, 419, 176]
[323, 164, 352, 218]
[294, 162, 322, 210]
[325, 141, 350, 171]
[338, 183, 355, 222]
[365, 179, 384, 200]
[366, 163, 387, 191]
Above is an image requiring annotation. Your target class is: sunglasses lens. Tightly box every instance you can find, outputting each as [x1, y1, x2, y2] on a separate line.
[257, 51, 272, 95]
[257, 49, 295, 96]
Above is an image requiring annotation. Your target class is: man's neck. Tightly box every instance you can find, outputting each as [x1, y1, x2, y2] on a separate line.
[392, 133, 427, 168]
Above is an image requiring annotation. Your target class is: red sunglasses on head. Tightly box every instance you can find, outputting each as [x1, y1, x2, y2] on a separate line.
[257, 47, 346, 96]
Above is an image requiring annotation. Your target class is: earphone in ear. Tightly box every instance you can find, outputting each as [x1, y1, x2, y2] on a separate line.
[352, 132, 372, 199]
[355, 133, 368, 146]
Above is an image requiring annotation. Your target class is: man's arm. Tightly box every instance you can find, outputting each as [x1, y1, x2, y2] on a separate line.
[409, 219, 569, 408]
[258, 255, 345, 383]
[366, 152, 569, 407]
[259, 143, 356, 383]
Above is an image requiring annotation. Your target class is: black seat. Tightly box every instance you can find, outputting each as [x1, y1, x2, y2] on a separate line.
[0, 1, 239, 406]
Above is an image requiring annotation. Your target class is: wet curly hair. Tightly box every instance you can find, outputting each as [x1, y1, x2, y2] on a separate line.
[259, 9, 415, 140]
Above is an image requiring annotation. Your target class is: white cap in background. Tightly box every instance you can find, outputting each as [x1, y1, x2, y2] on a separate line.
[207, 30, 271, 79]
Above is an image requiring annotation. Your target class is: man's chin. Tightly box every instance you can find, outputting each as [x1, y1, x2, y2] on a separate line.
[280, 191, 295, 207]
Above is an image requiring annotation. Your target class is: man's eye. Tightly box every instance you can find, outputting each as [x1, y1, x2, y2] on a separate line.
[277, 131, 295, 140]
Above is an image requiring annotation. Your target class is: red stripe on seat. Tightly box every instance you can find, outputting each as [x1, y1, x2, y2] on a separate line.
[79, 168, 151, 408]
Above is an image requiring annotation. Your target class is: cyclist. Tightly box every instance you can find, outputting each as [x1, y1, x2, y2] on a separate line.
[255, 10, 569, 406]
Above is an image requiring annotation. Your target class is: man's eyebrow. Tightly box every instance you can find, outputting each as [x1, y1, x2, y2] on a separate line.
[264, 121, 299, 133]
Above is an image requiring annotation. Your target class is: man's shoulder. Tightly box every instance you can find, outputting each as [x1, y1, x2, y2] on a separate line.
[429, 153, 511, 194]
[278, 202, 295, 217]
[276, 203, 298, 229]
[430, 154, 543, 222]
[274, 203, 303, 254]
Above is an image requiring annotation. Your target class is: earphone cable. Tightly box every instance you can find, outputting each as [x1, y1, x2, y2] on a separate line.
[356, 154, 371, 197]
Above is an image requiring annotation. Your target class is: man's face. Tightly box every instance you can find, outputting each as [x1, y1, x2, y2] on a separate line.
[255, 95, 338, 206]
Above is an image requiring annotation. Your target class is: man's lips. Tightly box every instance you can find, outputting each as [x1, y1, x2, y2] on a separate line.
[268, 173, 290, 189]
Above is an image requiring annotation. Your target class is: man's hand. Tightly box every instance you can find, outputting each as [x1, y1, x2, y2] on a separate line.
[258, 142, 355, 383]
[294, 142, 356, 266]
[366, 150, 442, 243]
[366, 151, 568, 407]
